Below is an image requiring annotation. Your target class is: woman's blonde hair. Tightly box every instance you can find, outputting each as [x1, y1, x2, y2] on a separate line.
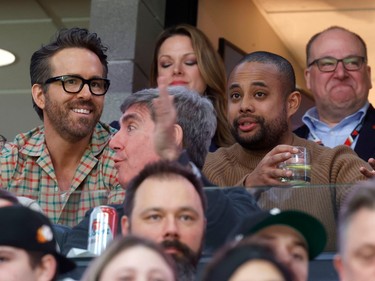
[81, 235, 177, 281]
[150, 24, 234, 148]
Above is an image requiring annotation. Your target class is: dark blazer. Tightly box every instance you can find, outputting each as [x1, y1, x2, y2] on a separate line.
[294, 104, 375, 161]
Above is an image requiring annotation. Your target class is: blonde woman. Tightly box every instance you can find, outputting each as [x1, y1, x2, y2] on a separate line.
[150, 24, 234, 150]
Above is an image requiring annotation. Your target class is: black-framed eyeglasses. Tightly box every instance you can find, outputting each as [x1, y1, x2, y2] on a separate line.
[44, 75, 110, 96]
[307, 56, 366, 72]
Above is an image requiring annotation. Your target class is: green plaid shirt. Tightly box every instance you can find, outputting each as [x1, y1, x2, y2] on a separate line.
[0, 122, 125, 227]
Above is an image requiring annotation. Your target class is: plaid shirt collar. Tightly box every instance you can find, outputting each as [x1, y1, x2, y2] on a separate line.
[17, 121, 115, 158]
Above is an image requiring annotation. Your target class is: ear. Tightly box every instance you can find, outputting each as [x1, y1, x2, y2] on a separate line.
[286, 90, 301, 119]
[333, 254, 345, 281]
[367, 65, 372, 90]
[304, 68, 312, 90]
[174, 124, 184, 148]
[121, 215, 129, 236]
[37, 254, 57, 281]
[32, 84, 46, 110]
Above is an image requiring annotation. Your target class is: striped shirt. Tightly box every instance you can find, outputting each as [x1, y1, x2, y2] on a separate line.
[0, 122, 125, 227]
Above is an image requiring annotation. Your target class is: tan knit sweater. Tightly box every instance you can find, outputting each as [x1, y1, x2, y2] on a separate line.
[203, 134, 370, 251]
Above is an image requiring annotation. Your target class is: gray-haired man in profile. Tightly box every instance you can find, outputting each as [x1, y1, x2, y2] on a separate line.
[62, 83, 259, 280]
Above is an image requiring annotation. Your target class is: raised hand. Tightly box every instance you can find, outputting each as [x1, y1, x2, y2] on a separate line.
[153, 76, 180, 161]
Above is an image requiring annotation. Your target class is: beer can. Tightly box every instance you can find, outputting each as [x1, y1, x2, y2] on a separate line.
[87, 205, 118, 255]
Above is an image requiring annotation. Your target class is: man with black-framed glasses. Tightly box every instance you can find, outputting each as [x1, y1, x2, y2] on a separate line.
[295, 26, 375, 164]
[0, 27, 124, 227]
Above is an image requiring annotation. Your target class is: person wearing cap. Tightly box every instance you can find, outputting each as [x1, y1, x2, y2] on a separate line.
[0, 205, 75, 281]
[229, 208, 327, 281]
[334, 179, 375, 281]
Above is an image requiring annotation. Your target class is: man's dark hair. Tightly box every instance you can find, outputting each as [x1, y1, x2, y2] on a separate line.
[123, 160, 207, 218]
[238, 51, 296, 98]
[28, 251, 58, 281]
[306, 26, 368, 65]
[30, 27, 108, 120]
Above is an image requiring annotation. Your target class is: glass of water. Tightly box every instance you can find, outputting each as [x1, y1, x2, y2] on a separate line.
[279, 146, 311, 185]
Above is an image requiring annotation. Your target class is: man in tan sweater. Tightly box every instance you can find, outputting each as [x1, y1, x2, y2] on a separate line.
[203, 51, 372, 251]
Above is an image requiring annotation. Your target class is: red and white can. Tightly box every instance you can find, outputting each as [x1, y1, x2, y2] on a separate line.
[87, 205, 118, 255]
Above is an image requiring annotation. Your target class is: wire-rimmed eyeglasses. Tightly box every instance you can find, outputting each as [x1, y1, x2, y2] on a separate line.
[307, 56, 366, 72]
[44, 75, 110, 96]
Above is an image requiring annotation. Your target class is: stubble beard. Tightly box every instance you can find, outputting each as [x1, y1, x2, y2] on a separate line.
[43, 95, 102, 142]
[161, 239, 201, 281]
[231, 109, 289, 150]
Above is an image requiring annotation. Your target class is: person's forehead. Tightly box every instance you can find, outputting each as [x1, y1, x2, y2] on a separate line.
[50, 47, 103, 73]
[311, 29, 364, 57]
[133, 176, 203, 211]
[228, 62, 281, 88]
[159, 35, 194, 52]
[347, 207, 375, 235]
[256, 224, 308, 248]
[115, 245, 166, 265]
[0, 245, 28, 256]
[121, 103, 153, 124]
[107, 246, 174, 279]
[0, 198, 14, 208]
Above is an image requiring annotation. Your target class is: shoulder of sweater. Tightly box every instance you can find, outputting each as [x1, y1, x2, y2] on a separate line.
[205, 143, 241, 161]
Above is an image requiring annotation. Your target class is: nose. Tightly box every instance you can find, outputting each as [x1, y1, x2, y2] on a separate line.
[333, 61, 348, 79]
[163, 217, 180, 240]
[239, 97, 255, 113]
[173, 62, 183, 75]
[76, 83, 92, 100]
[275, 245, 292, 267]
[109, 131, 123, 151]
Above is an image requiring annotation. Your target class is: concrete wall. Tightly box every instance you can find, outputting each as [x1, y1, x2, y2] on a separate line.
[0, 0, 166, 140]
[90, 0, 166, 124]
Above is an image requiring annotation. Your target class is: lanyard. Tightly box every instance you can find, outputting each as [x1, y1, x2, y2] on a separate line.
[310, 121, 364, 147]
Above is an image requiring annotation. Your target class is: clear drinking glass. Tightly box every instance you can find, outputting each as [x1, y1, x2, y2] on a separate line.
[279, 146, 311, 185]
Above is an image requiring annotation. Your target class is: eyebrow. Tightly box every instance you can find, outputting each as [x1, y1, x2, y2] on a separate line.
[294, 239, 308, 251]
[140, 206, 200, 216]
[228, 81, 268, 90]
[120, 113, 142, 126]
[158, 52, 196, 59]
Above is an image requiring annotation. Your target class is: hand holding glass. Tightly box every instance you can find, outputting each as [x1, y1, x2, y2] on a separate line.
[279, 146, 311, 185]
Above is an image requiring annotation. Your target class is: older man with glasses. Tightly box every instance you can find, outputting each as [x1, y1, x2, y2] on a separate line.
[0, 27, 124, 227]
[295, 26, 375, 166]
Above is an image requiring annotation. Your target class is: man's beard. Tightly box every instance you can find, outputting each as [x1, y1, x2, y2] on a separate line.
[44, 94, 102, 142]
[231, 109, 288, 150]
[161, 239, 201, 281]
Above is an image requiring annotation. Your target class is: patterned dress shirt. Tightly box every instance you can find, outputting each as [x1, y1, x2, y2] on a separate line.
[0, 122, 125, 227]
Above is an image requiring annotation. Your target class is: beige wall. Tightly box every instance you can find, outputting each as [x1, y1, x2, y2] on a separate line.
[197, 0, 308, 93]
